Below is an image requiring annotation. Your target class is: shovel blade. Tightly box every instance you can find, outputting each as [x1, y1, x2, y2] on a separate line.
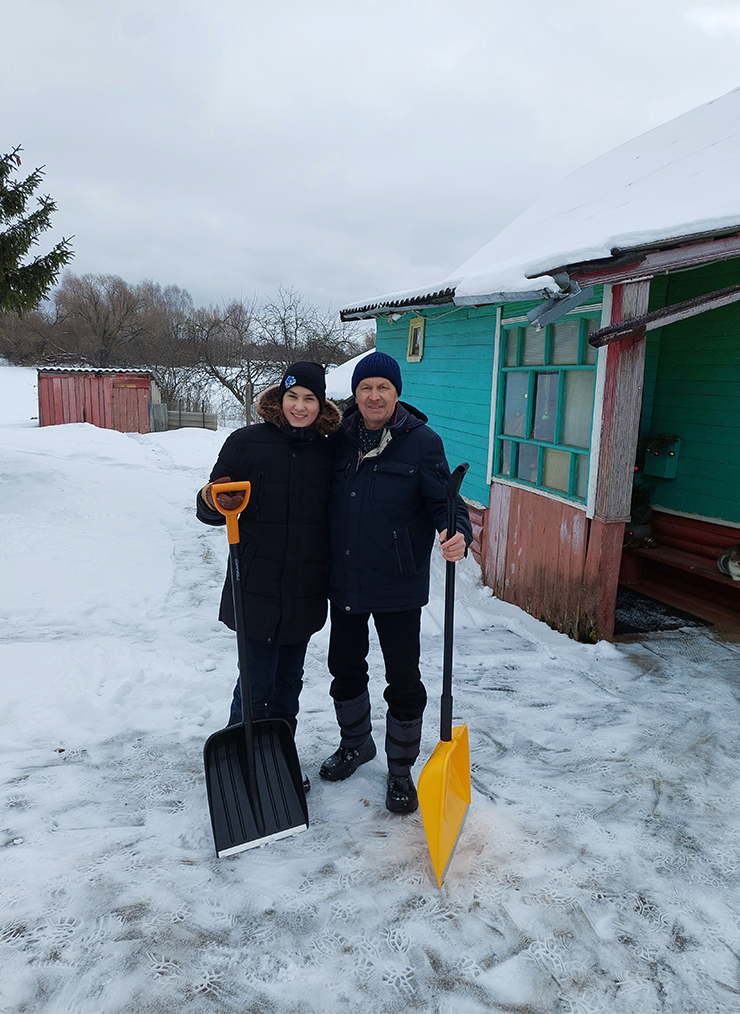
[204, 718, 308, 857]
[418, 723, 471, 886]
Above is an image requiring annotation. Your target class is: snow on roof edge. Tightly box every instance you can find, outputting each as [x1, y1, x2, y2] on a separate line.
[340, 283, 456, 320]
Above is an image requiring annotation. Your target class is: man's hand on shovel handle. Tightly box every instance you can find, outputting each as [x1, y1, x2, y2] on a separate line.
[439, 530, 466, 562]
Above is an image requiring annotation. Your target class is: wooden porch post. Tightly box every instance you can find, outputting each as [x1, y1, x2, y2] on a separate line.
[579, 280, 650, 641]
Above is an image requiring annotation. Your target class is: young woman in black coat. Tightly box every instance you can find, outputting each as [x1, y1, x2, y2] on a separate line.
[196, 362, 340, 767]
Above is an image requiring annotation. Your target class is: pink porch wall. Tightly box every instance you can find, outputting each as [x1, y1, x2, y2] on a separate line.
[482, 483, 589, 639]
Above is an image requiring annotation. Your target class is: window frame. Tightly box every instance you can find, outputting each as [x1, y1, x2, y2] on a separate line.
[492, 310, 601, 504]
[406, 316, 425, 362]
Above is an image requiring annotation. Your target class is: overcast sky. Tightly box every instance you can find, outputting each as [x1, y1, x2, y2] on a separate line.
[3, 0, 740, 315]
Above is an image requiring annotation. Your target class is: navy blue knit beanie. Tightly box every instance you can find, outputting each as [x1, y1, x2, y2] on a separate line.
[351, 351, 402, 397]
[279, 361, 326, 408]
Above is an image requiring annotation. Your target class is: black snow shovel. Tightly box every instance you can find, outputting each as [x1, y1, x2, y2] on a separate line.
[203, 481, 308, 857]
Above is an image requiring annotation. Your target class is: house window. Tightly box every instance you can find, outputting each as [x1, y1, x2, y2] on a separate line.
[407, 316, 425, 362]
[494, 313, 599, 502]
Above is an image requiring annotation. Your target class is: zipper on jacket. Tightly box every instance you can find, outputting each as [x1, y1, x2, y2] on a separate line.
[393, 530, 403, 575]
[255, 471, 264, 519]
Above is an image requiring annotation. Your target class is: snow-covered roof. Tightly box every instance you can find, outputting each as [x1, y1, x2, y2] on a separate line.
[342, 86, 740, 317]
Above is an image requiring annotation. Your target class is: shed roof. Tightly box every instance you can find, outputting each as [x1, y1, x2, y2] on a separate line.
[342, 86, 740, 319]
[37, 367, 154, 376]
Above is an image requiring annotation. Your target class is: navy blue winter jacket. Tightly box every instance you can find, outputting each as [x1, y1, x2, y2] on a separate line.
[328, 401, 472, 614]
[196, 387, 340, 643]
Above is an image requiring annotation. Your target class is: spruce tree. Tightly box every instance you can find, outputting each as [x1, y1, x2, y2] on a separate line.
[0, 146, 74, 314]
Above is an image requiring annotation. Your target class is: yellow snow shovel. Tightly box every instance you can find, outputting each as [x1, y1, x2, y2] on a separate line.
[418, 463, 471, 886]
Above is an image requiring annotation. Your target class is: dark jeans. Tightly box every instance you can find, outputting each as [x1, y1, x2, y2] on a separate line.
[228, 636, 309, 732]
[327, 604, 427, 722]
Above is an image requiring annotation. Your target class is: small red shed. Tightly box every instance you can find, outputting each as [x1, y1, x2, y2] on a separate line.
[37, 368, 163, 434]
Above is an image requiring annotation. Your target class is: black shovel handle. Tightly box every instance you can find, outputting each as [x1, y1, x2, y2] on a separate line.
[441, 463, 469, 741]
[212, 481, 265, 836]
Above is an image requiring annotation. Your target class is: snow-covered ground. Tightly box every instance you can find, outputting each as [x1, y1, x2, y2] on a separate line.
[2, 364, 740, 1014]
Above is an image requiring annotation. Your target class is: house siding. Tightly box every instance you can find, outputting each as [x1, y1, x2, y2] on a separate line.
[375, 294, 604, 507]
[642, 258, 740, 525]
[375, 304, 498, 505]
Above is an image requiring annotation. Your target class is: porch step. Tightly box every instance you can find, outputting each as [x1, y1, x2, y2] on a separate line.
[623, 578, 740, 633]
[630, 544, 738, 587]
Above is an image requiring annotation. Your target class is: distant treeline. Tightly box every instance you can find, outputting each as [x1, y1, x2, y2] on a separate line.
[0, 273, 372, 420]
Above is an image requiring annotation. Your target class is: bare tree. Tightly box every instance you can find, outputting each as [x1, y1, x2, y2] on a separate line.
[190, 289, 365, 422]
[187, 299, 276, 423]
[358, 324, 376, 353]
[1, 272, 214, 409]
[1, 273, 366, 425]
[132, 281, 206, 406]
[257, 286, 364, 371]
[49, 272, 148, 367]
[0, 305, 61, 364]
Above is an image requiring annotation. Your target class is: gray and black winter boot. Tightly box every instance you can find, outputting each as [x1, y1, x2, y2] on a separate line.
[386, 774, 418, 814]
[320, 691, 376, 781]
[385, 713, 422, 813]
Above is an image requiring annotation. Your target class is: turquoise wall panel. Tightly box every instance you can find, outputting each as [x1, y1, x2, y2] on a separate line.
[644, 258, 740, 524]
[375, 305, 496, 505]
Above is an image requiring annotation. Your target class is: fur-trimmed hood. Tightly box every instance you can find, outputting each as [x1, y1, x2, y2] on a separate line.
[257, 385, 341, 436]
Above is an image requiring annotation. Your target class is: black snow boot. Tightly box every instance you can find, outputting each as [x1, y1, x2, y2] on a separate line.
[385, 713, 422, 813]
[386, 773, 418, 814]
[320, 691, 376, 781]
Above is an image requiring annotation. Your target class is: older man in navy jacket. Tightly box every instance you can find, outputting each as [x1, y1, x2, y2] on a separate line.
[320, 351, 472, 813]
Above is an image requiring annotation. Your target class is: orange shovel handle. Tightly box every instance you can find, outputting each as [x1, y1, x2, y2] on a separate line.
[210, 481, 251, 544]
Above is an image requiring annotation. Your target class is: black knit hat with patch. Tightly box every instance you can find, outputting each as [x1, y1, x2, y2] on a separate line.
[278, 361, 326, 409]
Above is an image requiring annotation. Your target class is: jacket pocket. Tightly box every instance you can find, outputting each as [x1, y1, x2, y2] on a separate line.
[235, 529, 259, 582]
[371, 461, 418, 503]
[392, 528, 418, 577]
[243, 471, 264, 521]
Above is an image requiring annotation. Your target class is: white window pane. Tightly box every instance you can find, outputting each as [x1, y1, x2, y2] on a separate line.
[561, 371, 595, 449]
[551, 320, 580, 365]
[575, 454, 589, 500]
[516, 443, 538, 483]
[502, 373, 528, 436]
[505, 330, 518, 367]
[499, 439, 512, 477]
[522, 327, 545, 366]
[532, 373, 559, 443]
[542, 448, 570, 493]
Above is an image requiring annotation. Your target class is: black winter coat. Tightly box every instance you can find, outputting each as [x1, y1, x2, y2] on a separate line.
[328, 401, 472, 613]
[196, 387, 340, 643]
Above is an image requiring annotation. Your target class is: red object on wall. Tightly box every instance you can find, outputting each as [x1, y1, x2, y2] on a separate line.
[37, 369, 154, 434]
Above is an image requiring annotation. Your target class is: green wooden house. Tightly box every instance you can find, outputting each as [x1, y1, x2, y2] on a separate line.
[341, 87, 740, 640]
